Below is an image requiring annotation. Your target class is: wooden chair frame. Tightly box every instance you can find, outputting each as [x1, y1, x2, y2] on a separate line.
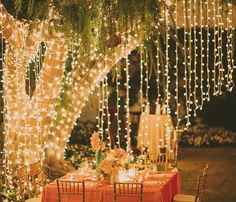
[56, 179, 85, 202]
[17, 166, 31, 201]
[195, 164, 209, 202]
[149, 152, 168, 171]
[113, 181, 143, 202]
[30, 161, 45, 197]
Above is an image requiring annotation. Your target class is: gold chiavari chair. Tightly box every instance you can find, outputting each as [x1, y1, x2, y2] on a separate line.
[173, 164, 209, 202]
[149, 152, 168, 171]
[195, 164, 209, 202]
[30, 161, 45, 197]
[113, 181, 143, 202]
[17, 166, 31, 201]
[17, 166, 41, 202]
[56, 179, 85, 202]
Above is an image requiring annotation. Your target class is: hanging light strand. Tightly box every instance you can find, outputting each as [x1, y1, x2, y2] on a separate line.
[217, 0, 223, 95]
[125, 53, 131, 155]
[226, 0, 231, 90]
[174, 0, 180, 127]
[100, 80, 104, 140]
[187, 0, 192, 119]
[199, 0, 204, 109]
[155, 35, 161, 108]
[219, 1, 224, 93]
[193, 0, 198, 115]
[206, 0, 211, 101]
[213, 0, 217, 95]
[3, 42, 11, 179]
[115, 64, 121, 148]
[96, 44, 101, 135]
[227, 1, 234, 91]
[96, 81, 101, 132]
[0, 12, 6, 177]
[104, 74, 111, 149]
[183, 0, 190, 127]
[139, 43, 144, 155]
[104, 56, 111, 149]
[145, 48, 149, 110]
[165, 2, 170, 114]
[140, 43, 144, 113]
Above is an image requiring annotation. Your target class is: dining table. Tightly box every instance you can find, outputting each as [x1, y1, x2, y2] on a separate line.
[42, 169, 181, 202]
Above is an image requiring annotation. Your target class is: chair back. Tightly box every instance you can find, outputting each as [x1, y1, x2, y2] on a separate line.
[113, 181, 143, 202]
[56, 179, 85, 202]
[17, 166, 31, 201]
[195, 164, 209, 202]
[30, 161, 45, 197]
[149, 152, 168, 171]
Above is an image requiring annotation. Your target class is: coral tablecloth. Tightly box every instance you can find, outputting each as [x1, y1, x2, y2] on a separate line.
[137, 114, 174, 159]
[42, 171, 181, 202]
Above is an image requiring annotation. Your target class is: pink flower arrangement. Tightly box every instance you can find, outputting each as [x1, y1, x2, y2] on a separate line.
[110, 148, 128, 163]
[98, 158, 119, 176]
[98, 148, 128, 181]
[90, 132, 129, 182]
[90, 131, 104, 152]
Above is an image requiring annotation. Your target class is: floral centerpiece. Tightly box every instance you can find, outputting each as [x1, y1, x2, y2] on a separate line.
[98, 148, 128, 182]
[90, 131, 129, 182]
[90, 131, 105, 166]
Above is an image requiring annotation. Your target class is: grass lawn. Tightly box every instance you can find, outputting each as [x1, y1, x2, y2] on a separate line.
[178, 146, 236, 202]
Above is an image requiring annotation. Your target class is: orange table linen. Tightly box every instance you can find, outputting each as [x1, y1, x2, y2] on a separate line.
[42, 171, 181, 202]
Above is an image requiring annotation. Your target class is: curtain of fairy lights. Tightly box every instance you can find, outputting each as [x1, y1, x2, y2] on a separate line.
[95, 0, 235, 153]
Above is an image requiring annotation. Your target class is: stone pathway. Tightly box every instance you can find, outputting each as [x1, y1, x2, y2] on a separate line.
[178, 147, 236, 202]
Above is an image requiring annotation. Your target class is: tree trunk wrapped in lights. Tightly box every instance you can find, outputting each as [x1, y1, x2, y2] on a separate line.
[3, 39, 68, 167]
[1, 4, 68, 172]
[1, 3, 139, 174]
[45, 33, 140, 174]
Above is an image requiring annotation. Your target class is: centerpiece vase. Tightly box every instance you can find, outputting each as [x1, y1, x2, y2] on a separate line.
[96, 150, 102, 181]
[96, 150, 102, 165]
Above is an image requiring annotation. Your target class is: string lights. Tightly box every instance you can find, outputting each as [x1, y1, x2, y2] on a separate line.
[125, 52, 131, 155]
[219, 0, 224, 95]
[174, 0, 180, 127]
[104, 56, 111, 148]
[0, 1, 235, 178]
[199, 0, 204, 109]
[183, 0, 190, 127]
[213, 0, 217, 96]
[145, 48, 149, 111]
[206, 0, 210, 101]
[226, 1, 234, 91]
[155, 38, 161, 109]
[217, 0, 222, 95]
[164, 1, 170, 115]
[140, 43, 144, 113]
[139, 42, 145, 156]
[115, 64, 121, 148]
[193, 0, 198, 115]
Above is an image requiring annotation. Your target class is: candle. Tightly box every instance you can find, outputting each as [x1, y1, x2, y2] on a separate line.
[162, 105, 167, 114]
[156, 104, 161, 114]
[128, 168, 136, 178]
[119, 170, 129, 182]
[145, 104, 150, 114]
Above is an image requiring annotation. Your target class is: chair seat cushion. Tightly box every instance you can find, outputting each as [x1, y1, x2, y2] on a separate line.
[173, 194, 196, 202]
[25, 197, 41, 202]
